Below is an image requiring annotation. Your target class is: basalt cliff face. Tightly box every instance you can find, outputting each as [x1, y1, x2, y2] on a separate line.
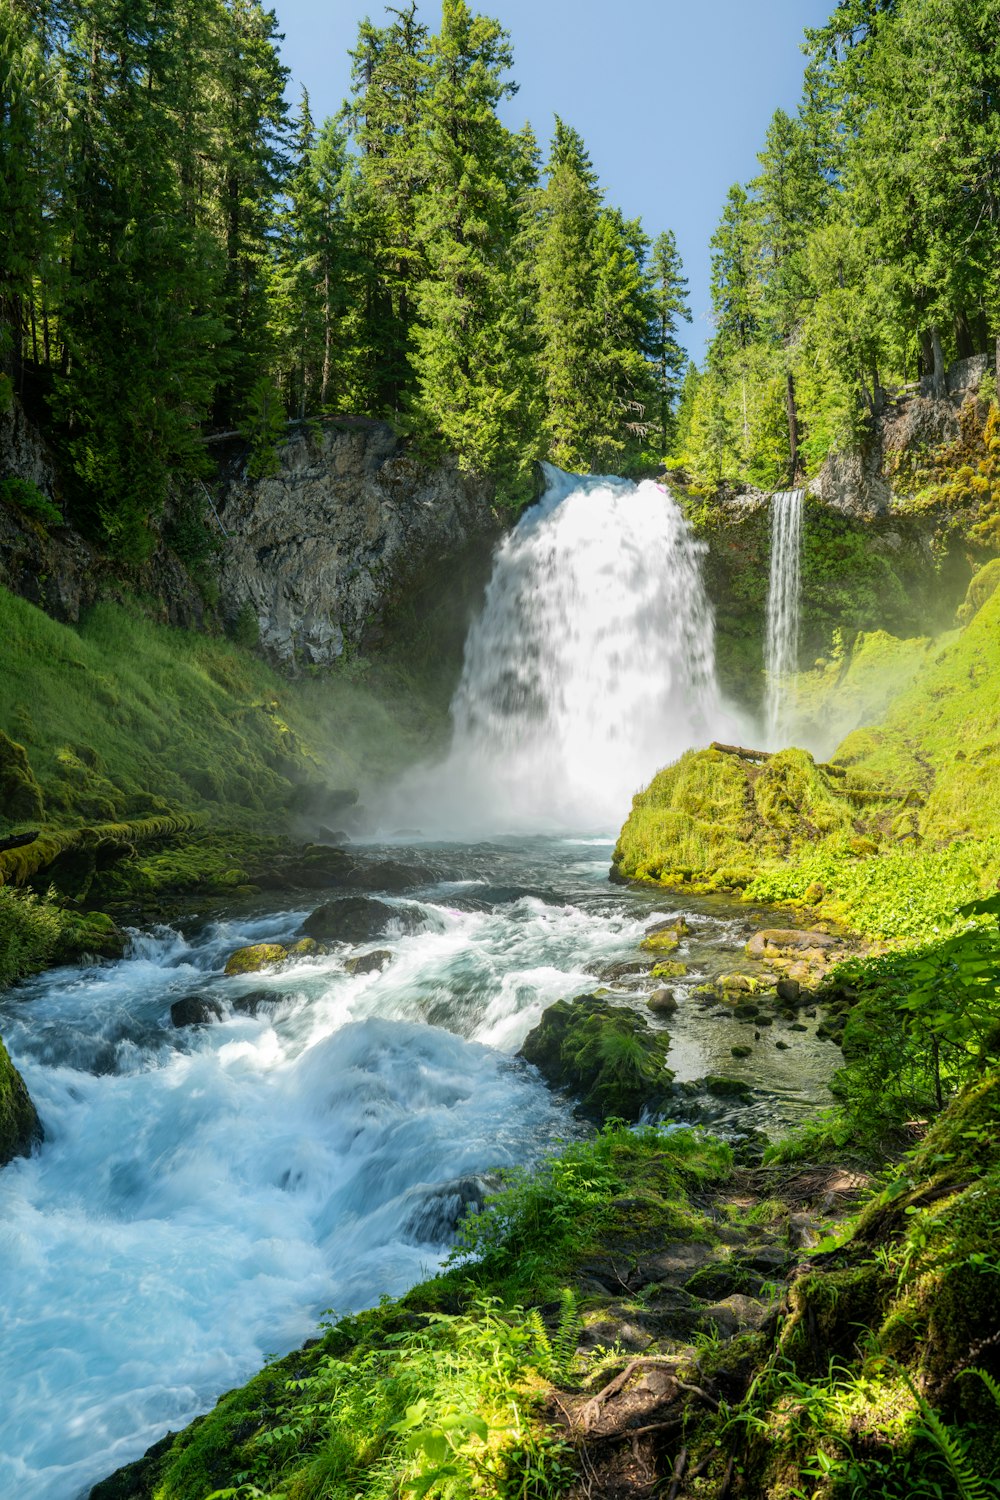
[215, 420, 500, 669]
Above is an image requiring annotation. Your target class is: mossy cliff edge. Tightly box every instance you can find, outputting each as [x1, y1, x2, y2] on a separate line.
[613, 575, 1000, 942]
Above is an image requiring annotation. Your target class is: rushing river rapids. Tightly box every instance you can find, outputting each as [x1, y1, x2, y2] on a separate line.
[0, 472, 830, 1497]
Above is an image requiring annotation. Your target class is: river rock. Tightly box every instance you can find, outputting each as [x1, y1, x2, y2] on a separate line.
[231, 990, 284, 1016]
[518, 994, 674, 1123]
[170, 995, 224, 1028]
[0, 1035, 42, 1166]
[776, 977, 801, 1002]
[647, 988, 678, 1014]
[344, 949, 392, 976]
[301, 897, 421, 944]
[745, 928, 837, 959]
[224, 943, 288, 976]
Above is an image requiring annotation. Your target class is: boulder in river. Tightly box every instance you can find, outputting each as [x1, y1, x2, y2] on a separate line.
[745, 928, 837, 959]
[224, 943, 288, 976]
[518, 993, 674, 1123]
[170, 995, 224, 1028]
[302, 897, 422, 944]
[0, 1035, 42, 1166]
[647, 988, 678, 1015]
[344, 949, 392, 976]
[231, 991, 285, 1017]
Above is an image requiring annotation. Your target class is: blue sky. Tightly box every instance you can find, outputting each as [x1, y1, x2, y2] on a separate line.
[271, 0, 832, 359]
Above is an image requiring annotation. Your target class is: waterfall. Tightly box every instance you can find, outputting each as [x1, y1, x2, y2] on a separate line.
[407, 466, 729, 832]
[764, 488, 804, 747]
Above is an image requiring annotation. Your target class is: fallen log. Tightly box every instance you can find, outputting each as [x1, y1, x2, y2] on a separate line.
[710, 742, 772, 762]
[0, 813, 202, 888]
[0, 831, 39, 854]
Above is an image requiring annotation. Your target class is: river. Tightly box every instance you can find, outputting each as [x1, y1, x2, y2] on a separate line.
[1, 469, 834, 1496]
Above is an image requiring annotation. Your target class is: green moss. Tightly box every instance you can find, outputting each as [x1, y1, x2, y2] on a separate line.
[224, 943, 288, 976]
[518, 994, 674, 1122]
[0, 729, 44, 823]
[0, 588, 443, 837]
[0, 1034, 42, 1166]
[616, 588, 1000, 941]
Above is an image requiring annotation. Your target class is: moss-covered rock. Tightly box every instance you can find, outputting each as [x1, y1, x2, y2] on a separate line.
[0, 728, 44, 823]
[0, 1034, 42, 1166]
[518, 994, 674, 1122]
[223, 943, 288, 976]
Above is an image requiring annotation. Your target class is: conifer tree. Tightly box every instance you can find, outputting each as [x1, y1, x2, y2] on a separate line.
[409, 0, 541, 478]
[648, 230, 691, 454]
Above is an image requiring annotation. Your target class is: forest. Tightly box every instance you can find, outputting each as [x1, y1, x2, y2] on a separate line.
[3, 3, 1000, 1500]
[0, 0, 689, 550]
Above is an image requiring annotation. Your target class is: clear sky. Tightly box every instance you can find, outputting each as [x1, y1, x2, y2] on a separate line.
[271, 0, 833, 359]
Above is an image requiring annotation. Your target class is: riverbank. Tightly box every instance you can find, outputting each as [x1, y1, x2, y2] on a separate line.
[89, 1064, 1000, 1500]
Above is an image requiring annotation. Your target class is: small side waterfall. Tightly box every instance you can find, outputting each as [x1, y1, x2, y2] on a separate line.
[764, 488, 804, 747]
[412, 466, 730, 832]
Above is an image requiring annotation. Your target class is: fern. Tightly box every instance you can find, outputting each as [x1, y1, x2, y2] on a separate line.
[905, 1374, 995, 1500]
[962, 1366, 1000, 1411]
[551, 1290, 583, 1383]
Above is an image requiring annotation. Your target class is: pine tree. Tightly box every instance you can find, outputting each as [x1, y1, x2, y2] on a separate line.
[409, 0, 541, 479]
[648, 229, 691, 454]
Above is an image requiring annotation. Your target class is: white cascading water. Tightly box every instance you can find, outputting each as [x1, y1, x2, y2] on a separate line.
[763, 488, 804, 747]
[408, 466, 729, 833]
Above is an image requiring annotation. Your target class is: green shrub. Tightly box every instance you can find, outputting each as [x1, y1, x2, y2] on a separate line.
[0, 476, 62, 528]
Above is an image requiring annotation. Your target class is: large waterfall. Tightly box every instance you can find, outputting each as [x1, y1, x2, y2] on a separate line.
[410, 467, 727, 832]
[764, 488, 804, 747]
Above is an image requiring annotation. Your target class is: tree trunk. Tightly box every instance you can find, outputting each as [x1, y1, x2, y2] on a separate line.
[786, 371, 800, 482]
[954, 310, 974, 361]
[930, 325, 946, 398]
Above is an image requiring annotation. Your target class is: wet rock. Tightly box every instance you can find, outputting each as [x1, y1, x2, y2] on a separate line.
[518, 993, 674, 1123]
[231, 991, 284, 1016]
[647, 988, 678, 1015]
[0, 1035, 43, 1166]
[640, 917, 688, 953]
[594, 958, 653, 983]
[301, 897, 422, 944]
[731, 1045, 753, 1059]
[776, 977, 801, 1002]
[170, 995, 224, 1028]
[720, 972, 758, 993]
[224, 942, 288, 976]
[651, 959, 687, 979]
[746, 928, 837, 959]
[703, 1075, 754, 1099]
[345, 949, 392, 976]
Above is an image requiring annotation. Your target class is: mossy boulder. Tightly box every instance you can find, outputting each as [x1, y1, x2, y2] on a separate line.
[224, 943, 288, 976]
[0, 729, 44, 823]
[957, 555, 1000, 623]
[612, 746, 860, 891]
[302, 896, 422, 944]
[518, 994, 675, 1123]
[0, 1034, 42, 1166]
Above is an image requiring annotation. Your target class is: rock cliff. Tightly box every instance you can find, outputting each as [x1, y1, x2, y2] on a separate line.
[216, 419, 500, 668]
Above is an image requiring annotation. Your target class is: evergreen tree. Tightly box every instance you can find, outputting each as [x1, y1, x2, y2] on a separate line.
[647, 230, 691, 454]
[409, 0, 541, 478]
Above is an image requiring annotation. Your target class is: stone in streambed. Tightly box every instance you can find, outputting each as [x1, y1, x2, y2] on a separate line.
[301, 896, 423, 944]
[518, 993, 674, 1123]
[170, 995, 224, 1027]
[231, 990, 284, 1016]
[776, 977, 801, 1002]
[745, 928, 837, 959]
[0, 1035, 42, 1166]
[345, 949, 392, 976]
[224, 942, 288, 976]
[640, 916, 688, 953]
[647, 988, 678, 1014]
